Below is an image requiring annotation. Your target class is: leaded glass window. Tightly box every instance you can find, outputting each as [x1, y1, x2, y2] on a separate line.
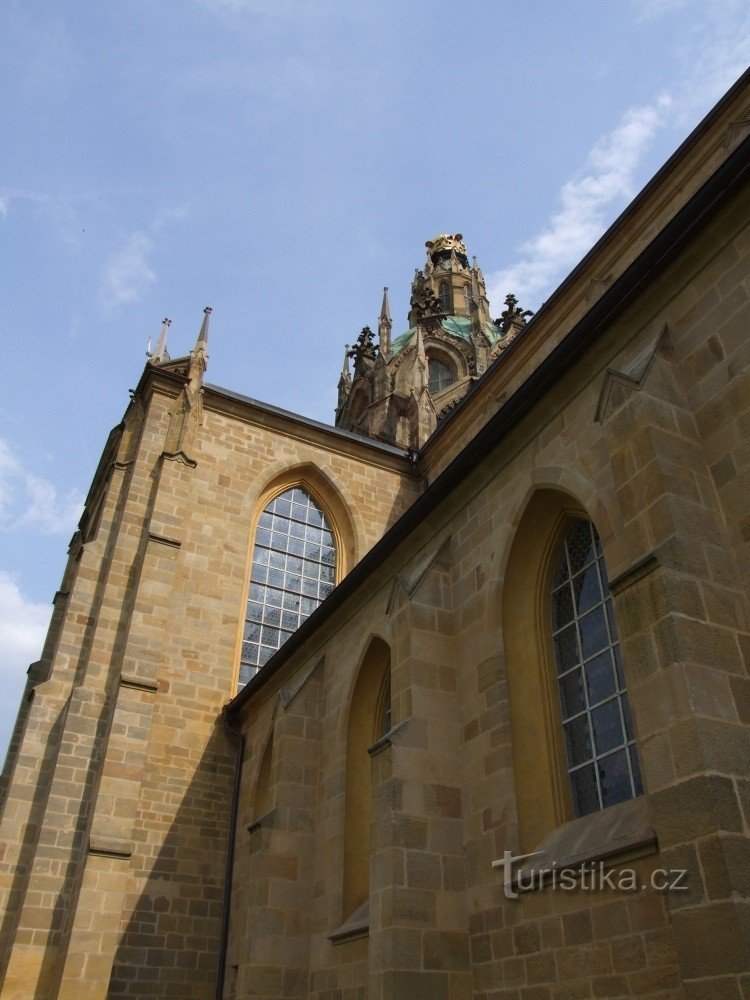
[239, 488, 336, 687]
[550, 518, 643, 817]
[439, 280, 452, 313]
[428, 358, 455, 394]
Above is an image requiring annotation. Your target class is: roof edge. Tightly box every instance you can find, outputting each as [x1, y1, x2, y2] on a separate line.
[226, 129, 749, 717]
[420, 66, 750, 456]
[203, 383, 413, 461]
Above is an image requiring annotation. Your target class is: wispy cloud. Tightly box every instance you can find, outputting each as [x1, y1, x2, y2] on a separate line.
[197, 0, 348, 12]
[0, 571, 49, 757]
[100, 205, 188, 311]
[489, 97, 671, 307]
[487, 0, 750, 310]
[631, 0, 689, 22]
[0, 438, 83, 536]
[0, 188, 50, 219]
[0, 187, 84, 249]
[101, 231, 156, 308]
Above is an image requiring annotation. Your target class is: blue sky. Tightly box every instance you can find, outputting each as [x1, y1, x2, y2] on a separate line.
[1, 0, 748, 756]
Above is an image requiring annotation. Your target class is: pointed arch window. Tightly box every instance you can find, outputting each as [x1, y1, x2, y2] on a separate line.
[550, 518, 643, 817]
[342, 638, 391, 921]
[428, 357, 456, 394]
[438, 280, 453, 313]
[240, 487, 336, 686]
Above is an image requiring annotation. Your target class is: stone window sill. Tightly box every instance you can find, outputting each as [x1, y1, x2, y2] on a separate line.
[328, 900, 369, 944]
[498, 795, 657, 893]
[246, 807, 276, 835]
[367, 717, 412, 757]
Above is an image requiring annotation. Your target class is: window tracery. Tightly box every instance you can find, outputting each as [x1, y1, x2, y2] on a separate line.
[550, 518, 643, 816]
[428, 357, 456, 394]
[240, 487, 336, 686]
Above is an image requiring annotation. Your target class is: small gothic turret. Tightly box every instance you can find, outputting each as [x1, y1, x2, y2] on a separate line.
[188, 306, 211, 390]
[150, 318, 172, 364]
[378, 287, 392, 358]
[335, 234, 522, 450]
[336, 344, 352, 421]
[162, 307, 212, 461]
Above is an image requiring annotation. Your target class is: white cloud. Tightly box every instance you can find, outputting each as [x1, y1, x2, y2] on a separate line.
[632, 0, 689, 22]
[489, 97, 670, 307]
[0, 571, 49, 760]
[487, 0, 750, 311]
[101, 230, 157, 309]
[99, 205, 188, 311]
[0, 438, 83, 537]
[198, 0, 345, 12]
[0, 188, 47, 222]
[0, 188, 83, 248]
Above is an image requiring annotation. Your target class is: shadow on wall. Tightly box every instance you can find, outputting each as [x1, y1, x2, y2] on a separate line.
[0, 448, 158, 996]
[107, 723, 234, 998]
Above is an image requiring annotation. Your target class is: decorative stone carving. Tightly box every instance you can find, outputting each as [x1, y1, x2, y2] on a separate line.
[496, 293, 533, 334]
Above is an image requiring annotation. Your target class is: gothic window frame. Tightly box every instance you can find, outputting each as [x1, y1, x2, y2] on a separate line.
[501, 490, 644, 851]
[427, 354, 457, 395]
[374, 669, 392, 739]
[438, 279, 453, 314]
[237, 475, 349, 690]
[549, 517, 643, 818]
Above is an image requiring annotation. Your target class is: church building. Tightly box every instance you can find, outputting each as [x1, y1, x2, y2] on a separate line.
[0, 70, 748, 999]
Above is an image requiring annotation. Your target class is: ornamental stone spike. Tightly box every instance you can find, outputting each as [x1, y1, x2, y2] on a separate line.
[378, 286, 392, 357]
[151, 317, 172, 364]
[188, 307, 211, 389]
[379, 285, 391, 322]
[196, 306, 211, 350]
[412, 323, 428, 393]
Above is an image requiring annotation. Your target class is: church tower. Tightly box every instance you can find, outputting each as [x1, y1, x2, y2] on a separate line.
[335, 233, 532, 450]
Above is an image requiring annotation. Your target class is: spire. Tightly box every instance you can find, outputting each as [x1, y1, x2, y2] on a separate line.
[336, 344, 352, 420]
[408, 324, 436, 449]
[151, 317, 171, 364]
[197, 306, 211, 350]
[412, 324, 428, 394]
[469, 268, 483, 336]
[378, 286, 392, 357]
[188, 307, 211, 389]
[472, 256, 487, 296]
[379, 286, 391, 322]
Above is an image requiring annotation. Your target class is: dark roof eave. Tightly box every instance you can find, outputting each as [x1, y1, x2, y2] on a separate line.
[203, 383, 411, 460]
[226, 128, 749, 719]
[421, 66, 750, 455]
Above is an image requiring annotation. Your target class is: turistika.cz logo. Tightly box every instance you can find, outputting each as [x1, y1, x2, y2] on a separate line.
[492, 851, 689, 900]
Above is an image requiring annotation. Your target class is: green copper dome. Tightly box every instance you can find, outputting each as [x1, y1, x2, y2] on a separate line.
[391, 316, 503, 355]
